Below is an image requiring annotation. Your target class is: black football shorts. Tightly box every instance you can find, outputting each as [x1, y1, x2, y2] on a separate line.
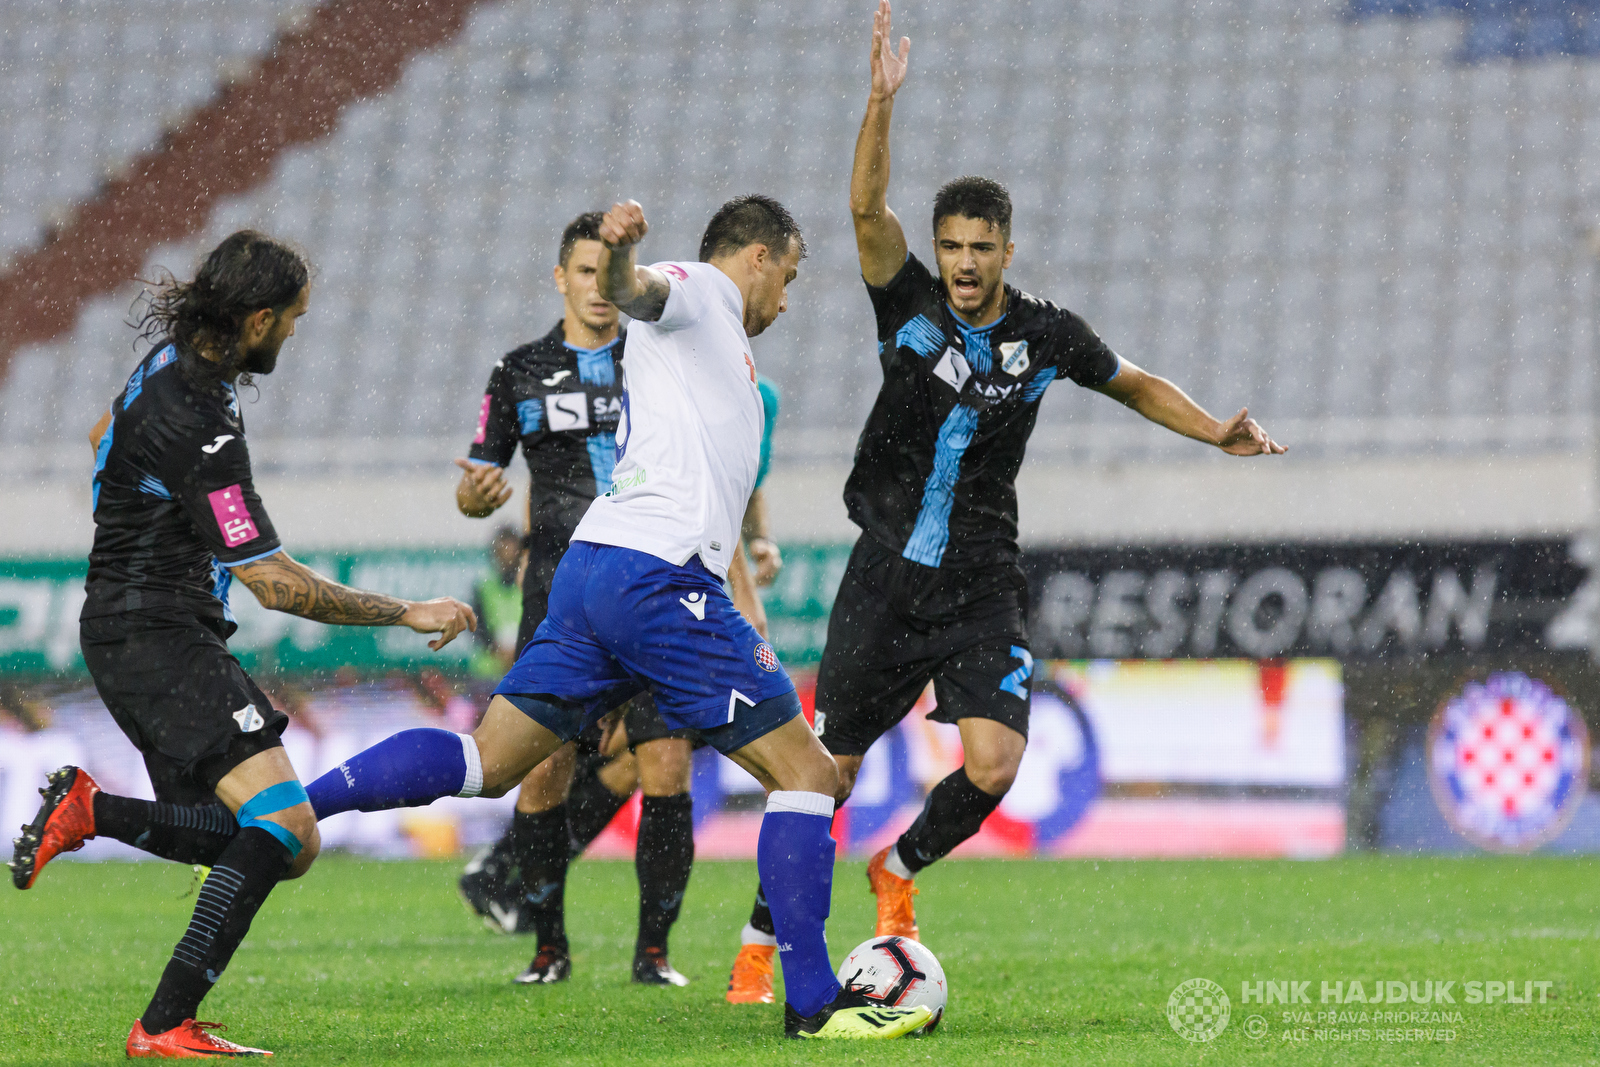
[813, 536, 1034, 758]
[80, 611, 288, 804]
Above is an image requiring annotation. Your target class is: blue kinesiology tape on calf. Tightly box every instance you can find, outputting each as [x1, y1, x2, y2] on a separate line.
[237, 780, 310, 858]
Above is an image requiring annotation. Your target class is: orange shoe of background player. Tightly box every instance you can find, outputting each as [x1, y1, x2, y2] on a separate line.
[725, 942, 775, 1004]
[10, 765, 99, 890]
[866, 845, 919, 941]
[127, 1019, 273, 1058]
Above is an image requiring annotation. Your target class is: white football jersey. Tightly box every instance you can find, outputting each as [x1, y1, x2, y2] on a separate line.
[571, 260, 763, 579]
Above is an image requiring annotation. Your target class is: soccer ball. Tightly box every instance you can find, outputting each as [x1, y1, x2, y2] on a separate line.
[836, 936, 947, 1034]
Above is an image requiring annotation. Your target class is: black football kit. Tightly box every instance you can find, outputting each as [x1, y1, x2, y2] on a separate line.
[466, 322, 682, 748]
[816, 253, 1121, 754]
[79, 341, 288, 800]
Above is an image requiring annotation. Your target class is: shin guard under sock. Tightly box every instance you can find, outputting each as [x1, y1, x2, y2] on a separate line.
[140, 826, 293, 1035]
[757, 791, 840, 1017]
[93, 794, 238, 866]
[306, 728, 482, 818]
[511, 806, 571, 949]
[635, 793, 694, 952]
[565, 758, 629, 858]
[894, 767, 1003, 875]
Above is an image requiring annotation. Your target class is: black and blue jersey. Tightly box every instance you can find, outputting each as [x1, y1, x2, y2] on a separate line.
[845, 254, 1121, 570]
[468, 322, 627, 558]
[81, 340, 281, 628]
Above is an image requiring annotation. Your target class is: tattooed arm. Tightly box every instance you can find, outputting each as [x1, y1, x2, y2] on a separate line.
[596, 199, 671, 322]
[231, 551, 477, 649]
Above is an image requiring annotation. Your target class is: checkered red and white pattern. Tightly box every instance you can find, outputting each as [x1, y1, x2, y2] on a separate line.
[1429, 673, 1588, 851]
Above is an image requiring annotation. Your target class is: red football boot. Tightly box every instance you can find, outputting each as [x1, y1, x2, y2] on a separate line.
[127, 1019, 273, 1058]
[10, 766, 99, 890]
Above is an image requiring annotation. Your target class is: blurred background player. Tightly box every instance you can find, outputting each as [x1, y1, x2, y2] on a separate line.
[725, 1, 1286, 1005]
[10, 231, 475, 1058]
[452, 212, 707, 986]
[469, 525, 525, 679]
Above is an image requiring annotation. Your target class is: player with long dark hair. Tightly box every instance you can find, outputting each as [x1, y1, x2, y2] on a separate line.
[11, 230, 475, 1058]
[725, 1, 1285, 1004]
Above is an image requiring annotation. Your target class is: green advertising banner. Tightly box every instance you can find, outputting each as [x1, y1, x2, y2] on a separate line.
[0, 544, 853, 677]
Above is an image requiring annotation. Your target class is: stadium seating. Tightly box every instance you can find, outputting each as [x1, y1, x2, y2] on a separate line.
[1, 0, 1594, 466]
[0, 0, 292, 266]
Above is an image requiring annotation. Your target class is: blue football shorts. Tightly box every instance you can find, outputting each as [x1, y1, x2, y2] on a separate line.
[494, 541, 798, 754]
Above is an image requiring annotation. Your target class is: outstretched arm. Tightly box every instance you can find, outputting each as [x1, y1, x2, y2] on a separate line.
[232, 551, 478, 649]
[1096, 360, 1286, 456]
[596, 199, 672, 322]
[850, 0, 911, 287]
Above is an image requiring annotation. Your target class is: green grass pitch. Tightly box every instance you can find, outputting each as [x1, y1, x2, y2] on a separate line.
[3, 855, 1597, 1065]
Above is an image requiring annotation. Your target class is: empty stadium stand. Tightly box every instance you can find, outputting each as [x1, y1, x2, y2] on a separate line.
[1, 0, 1594, 476]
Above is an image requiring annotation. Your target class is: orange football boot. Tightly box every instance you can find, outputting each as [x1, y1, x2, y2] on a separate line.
[725, 942, 775, 1004]
[127, 1019, 272, 1058]
[10, 766, 99, 890]
[866, 845, 919, 941]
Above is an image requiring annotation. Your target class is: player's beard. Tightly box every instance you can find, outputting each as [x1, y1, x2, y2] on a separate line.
[238, 340, 280, 376]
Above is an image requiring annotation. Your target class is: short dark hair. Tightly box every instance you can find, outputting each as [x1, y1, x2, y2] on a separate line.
[136, 229, 308, 385]
[698, 194, 807, 263]
[559, 211, 605, 268]
[932, 177, 1013, 241]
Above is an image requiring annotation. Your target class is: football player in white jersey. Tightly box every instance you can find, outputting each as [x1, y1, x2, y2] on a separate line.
[303, 196, 931, 1041]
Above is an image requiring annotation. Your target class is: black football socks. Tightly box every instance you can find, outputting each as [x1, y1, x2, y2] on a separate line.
[635, 793, 694, 953]
[93, 793, 238, 866]
[140, 826, 292, 1035]
[894, 767, 1004, 875]
[747, 885, 776, 937]
[511, 806, 571, 950]
[565, 758, 630, 858]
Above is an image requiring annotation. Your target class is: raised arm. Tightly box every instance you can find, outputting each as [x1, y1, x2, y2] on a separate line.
[232, 550, 478, 649]
[851, 0, 911, 287]
[596, 199, 672, 322]
[1096, 360, 1286, 456]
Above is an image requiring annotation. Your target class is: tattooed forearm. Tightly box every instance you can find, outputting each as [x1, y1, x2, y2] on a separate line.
[233, 552, 408, 626]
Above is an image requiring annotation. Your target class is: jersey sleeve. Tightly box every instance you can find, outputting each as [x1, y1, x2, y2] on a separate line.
[1050, 307, 1122, 388]
[865, 253, 938, 343]
[755, 376, 780, 489]
[650, 262, 711, 332]
[158, 430, 282, 566]
[468, 360, 520, 467]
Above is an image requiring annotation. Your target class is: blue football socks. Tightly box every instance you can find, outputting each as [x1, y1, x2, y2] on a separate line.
[756, 790, 842, 1018]
[306, 728, 483, 819]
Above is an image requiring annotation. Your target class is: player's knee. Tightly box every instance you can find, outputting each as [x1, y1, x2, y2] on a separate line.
[964, 750, 1022, 796]
[833, 757, 863, 803]
[283, 823, 321, 879]
[638, 738, 692, 795]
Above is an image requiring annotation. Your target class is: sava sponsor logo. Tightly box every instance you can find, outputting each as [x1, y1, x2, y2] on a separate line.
[544, 392, 590, 431]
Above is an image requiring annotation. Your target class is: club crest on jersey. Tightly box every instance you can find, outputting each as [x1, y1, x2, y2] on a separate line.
[232, 704, 264, 733]
[999, 340, 1030, 376]
[931, 347, 971, 393]
[754, 643, 779, 672]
